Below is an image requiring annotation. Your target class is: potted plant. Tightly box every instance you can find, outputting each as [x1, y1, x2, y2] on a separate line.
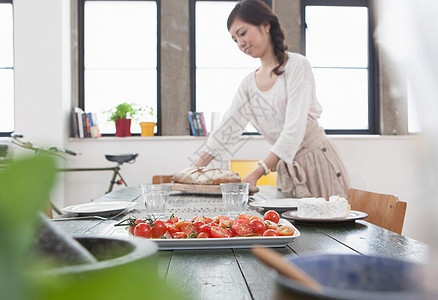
[107, 102, 140, 137]
[139, 106, 156, 137]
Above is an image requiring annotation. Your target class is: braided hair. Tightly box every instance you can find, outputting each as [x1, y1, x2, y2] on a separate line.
[227, 0, 288, 75]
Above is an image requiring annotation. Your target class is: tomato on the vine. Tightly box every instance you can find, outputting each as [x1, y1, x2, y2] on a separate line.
[264, 210, 280, 224]
[152, 220, 167, 238]
[134, 223, 152, 238]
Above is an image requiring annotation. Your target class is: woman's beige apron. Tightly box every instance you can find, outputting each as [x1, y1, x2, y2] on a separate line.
[276, 121, 350, 200]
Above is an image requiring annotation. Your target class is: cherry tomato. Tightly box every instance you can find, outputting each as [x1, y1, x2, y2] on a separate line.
[249, 216, 263, 222]
[263, 229, 279, 237]
[213, 215, 232, 224]
[193, 221, 205, 230]
[197, 232, 211, 238]
[129, 218, 145, 235]
[264, 220, 278, 230]
[152, 220, 167, 238]
[134, 223, 152, 238]
[173, 232, 188, 239]
[165, 215, 178, 224]
[165, 223, 179, 238]
[232, 221, 253, 237]
[250, 219, 266, 235]
[219, 219, 234, 229]
[192, 216, 213, 223]
[236, 214, 251, 224]
[264, 210, 280, 224]
[276, 225, 295, 236]
[175, 220, 192, 230]
[199, 224, 211, 233]
[210, 225, 233, 238]
[181, 223, 199, 238]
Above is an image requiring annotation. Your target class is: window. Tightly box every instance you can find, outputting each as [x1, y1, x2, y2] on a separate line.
[0, 0, 14, 136]
[191, 1, 271, 134]
[302, 0, 378, 134]
[78, 0, 159, 135]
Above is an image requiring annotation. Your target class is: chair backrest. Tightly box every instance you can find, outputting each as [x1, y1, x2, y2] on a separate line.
[152, 175, 172, 184]
[347, 188, 407, 234]
[229, 159, 277, 186]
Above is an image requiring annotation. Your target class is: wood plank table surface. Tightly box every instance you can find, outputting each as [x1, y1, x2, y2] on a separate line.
[53, 186, 429, 300]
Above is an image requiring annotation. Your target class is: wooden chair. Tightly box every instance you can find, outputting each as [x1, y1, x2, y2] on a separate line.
[229, 159, 277, 186]
[152, 175, 172, 184]
[347, 188, 407, 234]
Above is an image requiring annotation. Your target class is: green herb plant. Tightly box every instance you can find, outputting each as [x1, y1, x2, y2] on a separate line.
[106, 102, 154, 123]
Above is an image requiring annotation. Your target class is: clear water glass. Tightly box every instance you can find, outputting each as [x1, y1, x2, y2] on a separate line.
[220, 183, 249, 218]
[141, 184, 170, 218]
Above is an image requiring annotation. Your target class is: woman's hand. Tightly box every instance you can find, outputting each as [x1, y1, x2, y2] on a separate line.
[242, 165, 265, 187]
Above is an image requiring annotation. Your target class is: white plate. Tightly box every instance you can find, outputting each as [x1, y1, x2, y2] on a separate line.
[61, 201, 137, 216]
[110, 218, 300, 250]
[249, 198, 299, 210]
[281, 210, 368, 223]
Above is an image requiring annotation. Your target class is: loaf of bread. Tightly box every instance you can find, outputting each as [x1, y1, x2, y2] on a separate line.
[172, 167, 241, 185]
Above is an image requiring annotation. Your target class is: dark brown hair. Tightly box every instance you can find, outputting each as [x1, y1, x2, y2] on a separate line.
[227, 0, 288, 75]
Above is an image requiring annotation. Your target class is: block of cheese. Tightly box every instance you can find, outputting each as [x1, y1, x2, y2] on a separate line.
[297, 196, 350, 218]
[172, 167, 241, 185]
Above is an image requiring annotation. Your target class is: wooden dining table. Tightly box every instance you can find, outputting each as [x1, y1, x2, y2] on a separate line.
[53, 186, 429, 300]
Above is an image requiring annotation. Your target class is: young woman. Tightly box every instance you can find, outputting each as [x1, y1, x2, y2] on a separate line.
[194, 0, 350, 199]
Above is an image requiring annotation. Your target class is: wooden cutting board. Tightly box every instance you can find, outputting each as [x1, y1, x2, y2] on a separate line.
[170, 183, 259, 195]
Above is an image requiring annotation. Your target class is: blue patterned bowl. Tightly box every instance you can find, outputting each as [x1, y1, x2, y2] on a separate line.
[274, 254, 433, 300]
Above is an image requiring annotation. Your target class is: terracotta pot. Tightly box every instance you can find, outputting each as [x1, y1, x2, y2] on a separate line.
[115, 119, 131, 137]
[140, 122, 156, 136]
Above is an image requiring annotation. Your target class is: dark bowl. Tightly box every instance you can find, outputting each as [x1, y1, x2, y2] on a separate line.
[43, 236, 157, 276]
[274, 254, 434, 300]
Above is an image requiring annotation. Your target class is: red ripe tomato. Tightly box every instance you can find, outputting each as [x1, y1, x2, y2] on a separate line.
[129, 219, 145, 235]
[181, 223, 199, 238]
[199, 224, 211, 233]
[165, 223, 179, 238]
[263, 229, 279, 237]
[192, 216, 213, 224]
[232, 221, 253, 237]
[152, 220, 167, 238]
[175, 220, 192, 230]
[134, 223, 152, 238]
[264, 210, 280, 224]
[219, 219, 234, 229]
[250, 219, 266, 235]
[165, 215, 178, 224]
[197, 232, 211, 238]
[173, 232, 188, 239]
[264, 220, 278, 230]
[213, 215, 232, 224]
[276, 225, 295, 236]
[210, 225, 233, 238]
[236, 214, 251, 224]
[193, 221, 205, 230]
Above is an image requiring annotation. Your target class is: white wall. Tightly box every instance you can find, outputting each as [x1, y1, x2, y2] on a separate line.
[9, 0, 430, 242]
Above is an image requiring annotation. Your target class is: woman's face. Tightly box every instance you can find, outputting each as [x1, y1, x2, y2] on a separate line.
[229, 17, 271, 59]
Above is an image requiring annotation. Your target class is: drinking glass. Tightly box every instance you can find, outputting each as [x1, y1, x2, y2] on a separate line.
[141, 184, 170, 218]
[220, 182, 249, 218]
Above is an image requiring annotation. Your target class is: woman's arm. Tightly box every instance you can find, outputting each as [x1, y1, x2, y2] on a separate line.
[194, 152, 215, 167]
[242, 152, 280, 187]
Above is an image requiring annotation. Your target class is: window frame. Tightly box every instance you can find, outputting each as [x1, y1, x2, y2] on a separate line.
[77, 0, 162, 136]
[301, 0, 379, 135]
[189, 0, 271, 136]
[0, 0, 14, 137]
